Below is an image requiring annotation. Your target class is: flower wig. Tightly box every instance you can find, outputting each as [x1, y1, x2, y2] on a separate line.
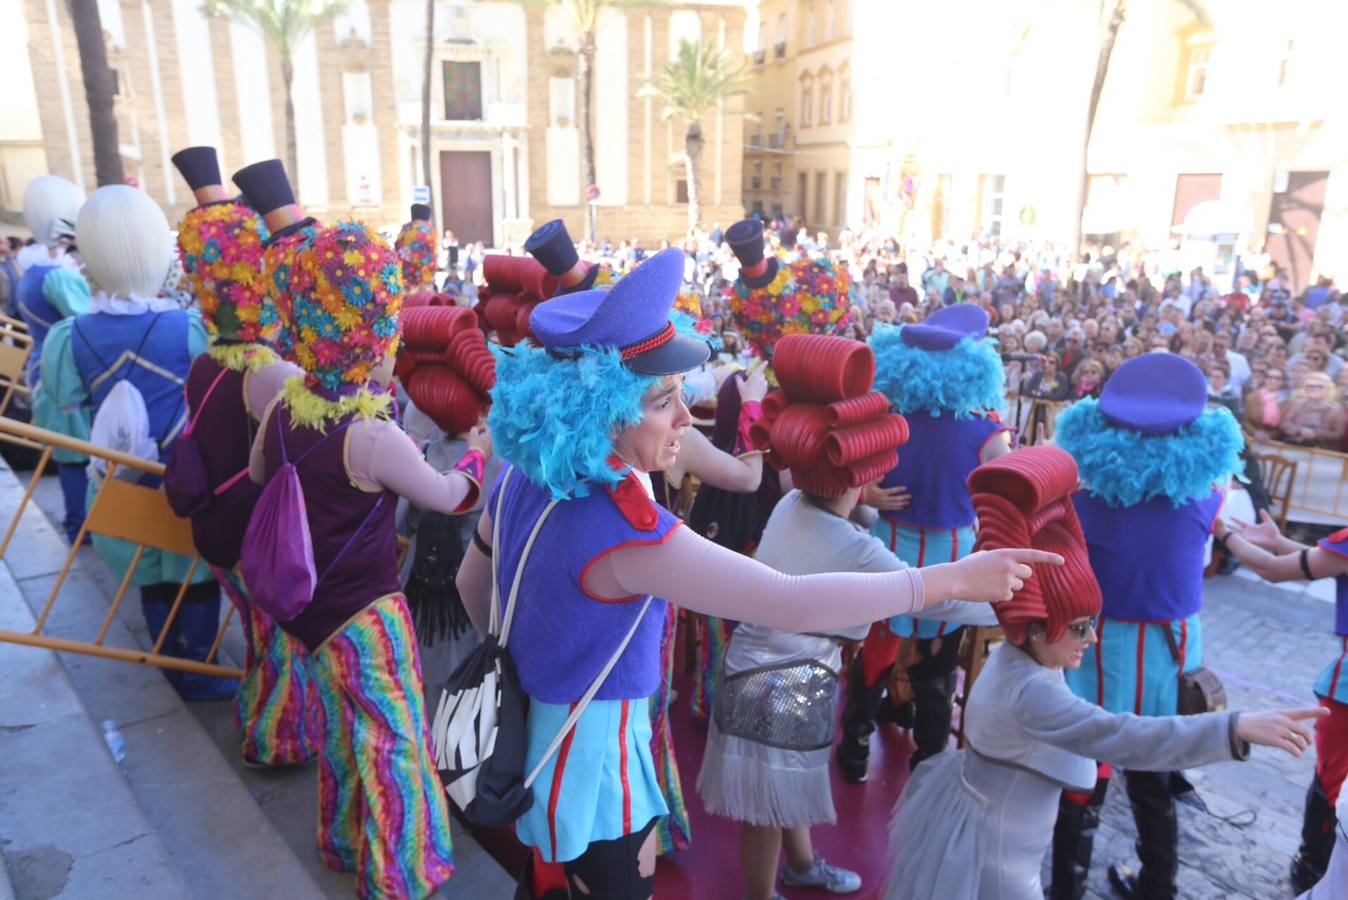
[868, 323, 1005, 417]
[968, 445, 1102, 645]
[488, 341, 656, 500]
[394, 219, 438, 288]
[261, 221, 321, 359]
[748, 334, 908, 498]
[1053, 398, 1243, 508]
[284, 220, 405, 395]
[177, 200, 277, 345]
[726, 257, 853, 359]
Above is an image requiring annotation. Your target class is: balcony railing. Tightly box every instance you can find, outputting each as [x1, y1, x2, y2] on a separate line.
[769, 177, 782, 191]
[754, 49, 765, 65]
[767, 134, 784, 149]
[774, 41, 786, 59]
[751, 177, 762, 190]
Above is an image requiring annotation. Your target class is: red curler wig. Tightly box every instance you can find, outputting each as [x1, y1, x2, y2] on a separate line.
[750, 334, 908, 498]
[396, 305, 496, 436]
[967, 446, 1101, 645]
[475, 256, 554, 346]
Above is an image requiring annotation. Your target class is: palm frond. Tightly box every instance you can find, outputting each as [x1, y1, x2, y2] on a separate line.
[637, 39, 754, 123]
[201, 0, 351, 54]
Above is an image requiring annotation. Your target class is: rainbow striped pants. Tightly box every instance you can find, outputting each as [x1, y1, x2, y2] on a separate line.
[311, 594, 455, 899]
[212, 566, 320, 767]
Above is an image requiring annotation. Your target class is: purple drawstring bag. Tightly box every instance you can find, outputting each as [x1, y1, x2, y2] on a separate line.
[240, 411, 382, 622]
[166, 367, 239, 518]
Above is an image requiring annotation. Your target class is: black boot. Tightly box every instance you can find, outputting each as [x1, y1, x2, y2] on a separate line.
[1049, 776, 1109, 900]
[1290, 776, 1338, 893]
[837, 657, 891, 783]
[908, 672, 957, 770]
[1108, 771, 1178, 900]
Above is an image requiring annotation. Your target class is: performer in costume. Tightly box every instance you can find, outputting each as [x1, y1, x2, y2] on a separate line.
[454, 246, 1056, 899]
[42, 185, 237, 702]
[1211, 512, 1348, 893]
[699, 334, 998, 900]
[839, 304, 1008, 782]
[169, 148, 317, 766]
[17, 175, 91, 542]
[1049, 354, 1244, 900]
[884, 445, 1322, 900]
[395, 203, 438, 290]
[686, 218, 854, 720]
[243, 178, 488, 898]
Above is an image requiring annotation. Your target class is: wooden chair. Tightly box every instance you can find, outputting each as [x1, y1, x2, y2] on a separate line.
[0, 321, 32, 418]
[1254, 451, 1298, 530]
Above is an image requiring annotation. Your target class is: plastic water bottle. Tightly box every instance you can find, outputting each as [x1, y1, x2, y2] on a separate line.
[101, 720, 125, 764]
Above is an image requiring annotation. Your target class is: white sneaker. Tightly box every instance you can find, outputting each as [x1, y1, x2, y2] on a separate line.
[781, 856, 863, 894]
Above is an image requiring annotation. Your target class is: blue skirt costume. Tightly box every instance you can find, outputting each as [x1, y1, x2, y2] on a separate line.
[1065, 490, 1222, 716]
[1313, 529, 1348, 704]
[490, 466, 672, 863]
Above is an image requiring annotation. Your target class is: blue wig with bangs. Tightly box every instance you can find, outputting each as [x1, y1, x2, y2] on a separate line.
[868, 323, 1005, 417]
[488, 342, 657, 500]
[1054, 398, 1244, 508]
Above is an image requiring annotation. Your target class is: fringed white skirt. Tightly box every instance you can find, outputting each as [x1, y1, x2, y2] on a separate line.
[697, 718, 837, 828]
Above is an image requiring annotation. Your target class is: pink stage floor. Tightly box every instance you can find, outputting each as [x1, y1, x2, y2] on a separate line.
[467, 668, 920, 899]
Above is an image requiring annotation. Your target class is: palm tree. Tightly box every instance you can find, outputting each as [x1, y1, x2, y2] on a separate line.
[1070, 0, 1208, 255]
[68, 0, 123, 185]
[527, 0, 668, 243]
[639, 39, 752, 235]
[202, 0, 350, 182]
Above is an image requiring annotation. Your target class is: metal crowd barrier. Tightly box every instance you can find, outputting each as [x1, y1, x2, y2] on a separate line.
[1247, 437, 1348, 527]
[1006, 394, 1067, 446]
[0, 417, 243, 679]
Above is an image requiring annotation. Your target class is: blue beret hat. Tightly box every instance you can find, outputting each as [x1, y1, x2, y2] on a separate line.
[900, 303, 989, 351]
[1098, 354, 1206, 434]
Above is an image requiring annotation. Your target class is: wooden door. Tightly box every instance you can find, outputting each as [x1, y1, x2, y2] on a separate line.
[440, 151, 494, 246]
[1171, 173, 1221, 227]
[1266, 171, 1328, 293]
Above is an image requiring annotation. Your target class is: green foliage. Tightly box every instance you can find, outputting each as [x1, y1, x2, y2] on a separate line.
[638, 38, 753, 124]
[201, 0, 351, 61]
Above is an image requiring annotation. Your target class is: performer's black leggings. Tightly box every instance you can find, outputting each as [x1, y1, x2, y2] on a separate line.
[521, 817, 658, 900]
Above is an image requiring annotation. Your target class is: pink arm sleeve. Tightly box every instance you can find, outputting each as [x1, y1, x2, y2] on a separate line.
[346, 419, 477, 514]
[586, 526, 926, 632]
[243, 361, 304, 420]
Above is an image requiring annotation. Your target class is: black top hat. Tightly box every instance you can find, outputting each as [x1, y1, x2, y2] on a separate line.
[726, 218, 778, 289]
[231, 160, 296, 216]
[410, 203, 432, 221]
[524, 219, 580, 277]
[171, 146, 223, 191]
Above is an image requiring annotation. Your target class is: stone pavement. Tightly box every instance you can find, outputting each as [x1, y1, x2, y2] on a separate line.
[1070, 568, 1340, 900]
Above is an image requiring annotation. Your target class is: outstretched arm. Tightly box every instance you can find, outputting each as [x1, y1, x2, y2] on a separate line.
[669, 426, 763, 493]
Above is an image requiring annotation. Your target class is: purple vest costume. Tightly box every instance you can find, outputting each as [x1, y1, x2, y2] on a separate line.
[1074, 489, 1223, 623]
[184, 354, 261, 568]
[879, 411, 1005, 529]
[489, 465, 677, 704]
[262, 407, 400, 651]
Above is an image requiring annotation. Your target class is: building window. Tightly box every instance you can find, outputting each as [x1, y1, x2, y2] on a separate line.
[798, 172, 809, 219]
[819, 72, 833, 124]
[771, 202, 784, 219]
[443, 61, 483, 120]
[771, 161, 783, 192]
[676, 179, 688, 203]
[1178, 37, 1213, 102]
[801, 84, 813, 127]
[979, 173, 1006, 238]
[826, 0, 836, 41]
[549, 76, 576, 127]
[1276, 39, 1294, 88]
[752, 200, 764, 215]
[815, 173, 827, 229]
[776, 13, 787, 58]
[771, 109, 787, 147]
[834, 172, 846, 226]
[755, 23, 767, 65]
[804, 5, 815, 49]
[752, 161, 763, 191]
[839, 65, 851, 121]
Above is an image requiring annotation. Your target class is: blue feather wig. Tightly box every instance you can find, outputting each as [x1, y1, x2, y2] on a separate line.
[868, 323, 1005, 417]
[1054, 399, 1244, 508]
[489, 342, 656, 500]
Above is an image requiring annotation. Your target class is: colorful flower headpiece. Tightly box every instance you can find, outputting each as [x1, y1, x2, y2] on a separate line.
[726, 257, 852, 359]
[261, 220, 321, 359]
[394, 220, 438, 289]
[177, 200, 277, 342]
[285, 220, 405, 391]
[749, 334, 908, 498]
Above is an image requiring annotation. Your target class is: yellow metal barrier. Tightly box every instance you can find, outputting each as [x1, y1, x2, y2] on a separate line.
[0, 416, 242, 679]
[0, 319, 32, 418]
[1247, 437, 1348, 526]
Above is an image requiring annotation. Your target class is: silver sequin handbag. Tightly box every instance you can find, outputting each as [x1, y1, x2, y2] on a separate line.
[713, 659, 840, 752]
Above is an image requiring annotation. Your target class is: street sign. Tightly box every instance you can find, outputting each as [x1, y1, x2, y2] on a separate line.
[412, 185, 431, 205]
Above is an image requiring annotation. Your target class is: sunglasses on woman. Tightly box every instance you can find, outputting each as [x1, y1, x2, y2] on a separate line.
[1066, 618, 1099, 640]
